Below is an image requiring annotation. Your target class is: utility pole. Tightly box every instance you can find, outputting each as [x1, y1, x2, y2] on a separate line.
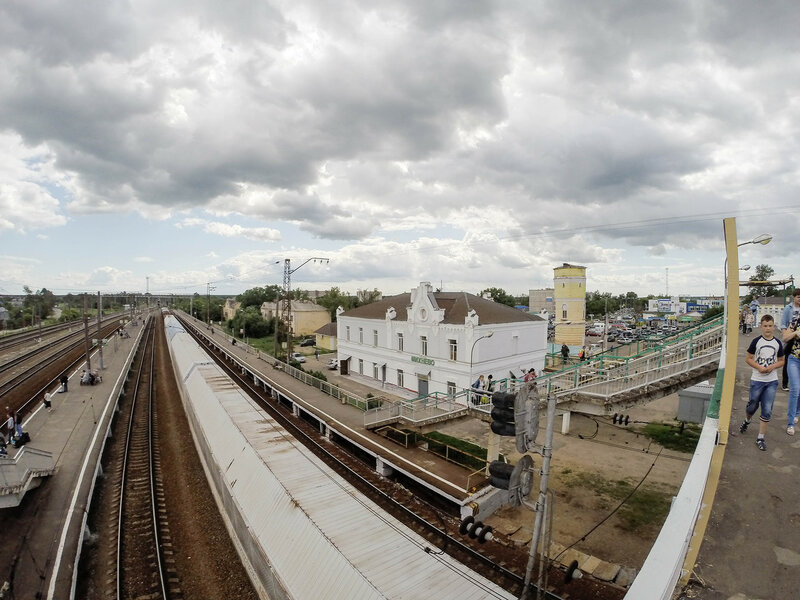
[206, 282, 215, 325]
[83, 293, 92, 372]
[278, 257, 330, 361]
[97, 292, 104, 370]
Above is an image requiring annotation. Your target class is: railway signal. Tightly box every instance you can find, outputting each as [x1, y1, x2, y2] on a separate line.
[487, 454, 534, 507]
[490, 389, 538, 453]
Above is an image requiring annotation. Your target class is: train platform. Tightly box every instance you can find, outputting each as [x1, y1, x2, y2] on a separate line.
[679, 329, 800, 599]
[0, 323, 142, 600]
[202, 327, 486, 501]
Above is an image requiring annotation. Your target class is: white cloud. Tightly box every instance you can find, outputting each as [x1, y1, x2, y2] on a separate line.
[1, 1, 799, 296]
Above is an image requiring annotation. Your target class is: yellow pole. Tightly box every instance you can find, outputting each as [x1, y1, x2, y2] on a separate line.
[718, 217, 739, 444]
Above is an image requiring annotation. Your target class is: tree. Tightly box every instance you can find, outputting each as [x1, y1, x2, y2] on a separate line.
[358, 288, 382, 305]
[316, 287, 358, 321]
[231, 306, 271, 338]
[237, 285, 282, 310]
[702, 306, 724, 321]
[747, 264, 778, 298]
[479, 287, 516, 307]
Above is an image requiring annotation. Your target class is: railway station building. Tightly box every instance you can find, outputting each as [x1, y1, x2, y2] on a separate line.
[335, 282, 547, 398]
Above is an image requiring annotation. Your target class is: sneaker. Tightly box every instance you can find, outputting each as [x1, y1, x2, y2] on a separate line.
[788, 426, 796, 436]
[756, 438, 767, 451]
[739, 421, 750, 434]
[783, 386, 790, 392]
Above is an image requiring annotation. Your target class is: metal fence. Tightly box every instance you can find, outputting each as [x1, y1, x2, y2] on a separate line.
[364, 389, 470, 429]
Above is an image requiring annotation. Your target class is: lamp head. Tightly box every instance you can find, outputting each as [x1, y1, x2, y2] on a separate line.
[752, 234, 772, 245]
[486, 330, 494, 338]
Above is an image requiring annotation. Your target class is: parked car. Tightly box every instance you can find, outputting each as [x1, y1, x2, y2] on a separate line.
[290, 352, 307, 363]
[326, 358, 338, 370]
[617, 332, 635, 344]
[299, 337, 316, 347]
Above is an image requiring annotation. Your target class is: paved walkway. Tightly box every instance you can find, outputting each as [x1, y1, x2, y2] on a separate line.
[0, 322, 141, 600]
[678, 329, 800, 599]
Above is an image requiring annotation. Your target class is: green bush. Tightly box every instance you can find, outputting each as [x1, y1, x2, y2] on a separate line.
[641, 422, 701, 453]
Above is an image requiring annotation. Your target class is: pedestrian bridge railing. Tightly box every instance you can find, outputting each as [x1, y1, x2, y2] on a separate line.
[364, 390, 470, 429]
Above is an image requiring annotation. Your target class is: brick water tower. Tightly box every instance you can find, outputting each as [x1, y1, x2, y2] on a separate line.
[553, 263, 586, 348]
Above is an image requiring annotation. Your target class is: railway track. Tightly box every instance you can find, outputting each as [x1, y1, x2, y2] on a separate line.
[111, 318, 181, 599]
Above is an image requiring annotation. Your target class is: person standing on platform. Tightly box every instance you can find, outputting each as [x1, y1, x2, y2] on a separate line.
[60, 373, 68, 393]
[561, 343, 570, 365]
[43, 392, 53, 412]
[739, 315, 784, 450]
[5, 409, 14, 444]
[781, 288, 800, 434]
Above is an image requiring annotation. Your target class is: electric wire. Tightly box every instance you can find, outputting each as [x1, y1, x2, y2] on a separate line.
[552, 446, 665, 563]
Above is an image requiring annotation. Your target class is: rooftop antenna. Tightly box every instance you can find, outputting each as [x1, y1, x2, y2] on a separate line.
[665, 267, 669, 297]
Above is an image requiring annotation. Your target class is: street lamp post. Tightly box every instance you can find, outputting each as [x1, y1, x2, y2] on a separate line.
[717, 227, 772, 444]
[469, 331, 494, 404]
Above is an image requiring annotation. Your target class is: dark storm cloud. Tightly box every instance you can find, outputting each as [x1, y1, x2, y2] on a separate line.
[2, 0, 799, 266]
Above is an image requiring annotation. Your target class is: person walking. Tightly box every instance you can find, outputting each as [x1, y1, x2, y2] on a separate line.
[781, 288, 800, 434]
[471, 375, 485, 404]
[561, 343, 570, 365]
[739, 315, 784, 450]
[314, 348, 319, 361]
[43, 392, 53, 412]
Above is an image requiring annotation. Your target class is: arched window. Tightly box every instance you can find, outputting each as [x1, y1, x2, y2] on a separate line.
[562, 303, 568, 320]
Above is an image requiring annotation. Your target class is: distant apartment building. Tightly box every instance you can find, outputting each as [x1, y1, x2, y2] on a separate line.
[647, 297, 687, 314]
[528, 288, 554, 316]
[336, 282, 547, 397]
[261, 299, 331, 336]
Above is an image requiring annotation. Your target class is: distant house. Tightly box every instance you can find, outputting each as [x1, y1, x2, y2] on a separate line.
[222, 298, 242, 321]
[314, 322, 337, 351]
[336, 281, 546, 397]
[261, 300, 331, 337]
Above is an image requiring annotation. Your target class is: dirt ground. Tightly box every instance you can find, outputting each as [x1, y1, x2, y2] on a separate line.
[436, 387, 702, 570]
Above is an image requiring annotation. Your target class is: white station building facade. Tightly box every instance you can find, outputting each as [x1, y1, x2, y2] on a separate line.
[336, 282, 547, 398]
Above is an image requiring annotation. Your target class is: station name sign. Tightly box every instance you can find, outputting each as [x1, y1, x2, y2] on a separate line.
[411, 356, 435, 366]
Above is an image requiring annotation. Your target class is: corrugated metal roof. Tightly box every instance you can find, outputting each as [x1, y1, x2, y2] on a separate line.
[166, 316, 514, 600]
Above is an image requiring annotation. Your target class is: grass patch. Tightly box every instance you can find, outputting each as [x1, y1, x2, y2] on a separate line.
[425, 431, 489, 460]
[640, 422, 701, 453]
[560, 470, 672, 532]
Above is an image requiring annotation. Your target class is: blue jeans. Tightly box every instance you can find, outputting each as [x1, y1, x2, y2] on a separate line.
[746, 380, 777, 421]
[787, 355, 800, 427]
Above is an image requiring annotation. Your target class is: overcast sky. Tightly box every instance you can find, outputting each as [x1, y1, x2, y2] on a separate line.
[1, 1, 798, 300]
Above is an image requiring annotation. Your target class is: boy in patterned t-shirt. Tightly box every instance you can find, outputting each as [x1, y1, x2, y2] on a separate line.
[740, 315, 784, 450]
